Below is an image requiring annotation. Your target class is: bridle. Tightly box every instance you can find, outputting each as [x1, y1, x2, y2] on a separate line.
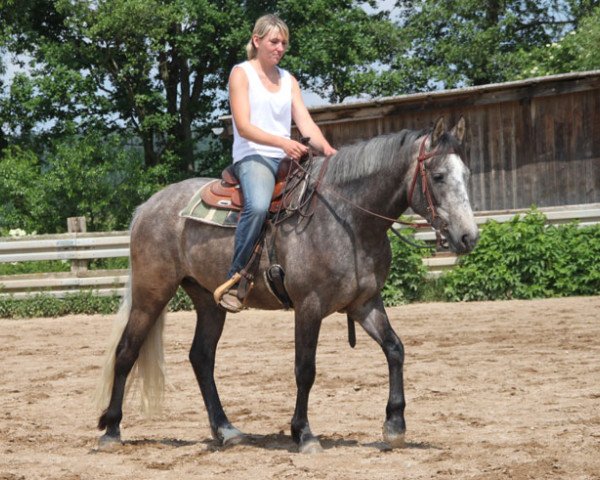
[406, 134, 449, 235]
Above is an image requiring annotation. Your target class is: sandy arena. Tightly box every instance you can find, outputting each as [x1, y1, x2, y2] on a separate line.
[1, 296, 599, 479]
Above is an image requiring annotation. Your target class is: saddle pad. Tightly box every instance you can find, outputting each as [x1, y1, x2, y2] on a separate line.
[179, 181, 240, 228]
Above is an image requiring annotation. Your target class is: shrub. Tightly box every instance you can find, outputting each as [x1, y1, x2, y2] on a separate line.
[0, 291, 122, 318]
[0, 287, 194, 319]
[169, 287, 195, 311]
[442, 209, 600, 301]
[382, 228, 430, 306]
[0, 260, 71, 275]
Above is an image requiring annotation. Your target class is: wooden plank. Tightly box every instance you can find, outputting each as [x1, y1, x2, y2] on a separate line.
[566, 94, 580, 206]
[0, 248, 130, 263]
[582, 92, 600, 203]
[508, 104, 519, 209]
[0, 235, 130, 252]
[0, 274, 129, 290]
[489, 104, 502, 209]
[546, 96, 559, 207]
[0, 288, 126, 299]
[469, 108, 486, 211]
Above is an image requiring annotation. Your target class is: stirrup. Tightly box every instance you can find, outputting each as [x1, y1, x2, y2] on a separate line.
[214, 272, 242, 306]
[219, 290, 244, 313]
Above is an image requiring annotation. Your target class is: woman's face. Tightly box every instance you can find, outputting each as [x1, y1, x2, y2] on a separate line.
[253, 28, 288, 66]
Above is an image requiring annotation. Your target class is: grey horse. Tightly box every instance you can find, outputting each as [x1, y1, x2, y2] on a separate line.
[95, 116, 478, 453]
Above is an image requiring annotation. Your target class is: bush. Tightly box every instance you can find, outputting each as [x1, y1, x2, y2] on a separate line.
[382, 228, 431, 306]
[0, 287, 194, 319]
[0, 147, 41, 234]
[0, 291, 122, 318]
[89, 257, 129, 270]
[442, 209, 600, 301]
[169, 287, 195, 311]
[0, 260, 71, 275]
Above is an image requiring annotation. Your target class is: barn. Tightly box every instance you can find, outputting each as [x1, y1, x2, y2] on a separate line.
[300, 70, 600, 212]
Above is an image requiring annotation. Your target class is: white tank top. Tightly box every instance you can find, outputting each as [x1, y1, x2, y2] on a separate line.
[231, 61, 292, 162]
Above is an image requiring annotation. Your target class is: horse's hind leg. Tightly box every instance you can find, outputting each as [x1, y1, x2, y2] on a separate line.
[97, 289, 172, 447]
[182, 279, 244, 446]
[349, 294, 406, 448]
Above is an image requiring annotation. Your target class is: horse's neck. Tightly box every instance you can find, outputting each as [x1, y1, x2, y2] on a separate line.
[322, 155, 412, 229]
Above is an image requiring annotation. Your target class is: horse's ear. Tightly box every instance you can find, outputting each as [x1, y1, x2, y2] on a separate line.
[450, 116, 466, 144]
[431, 117, 446, 147]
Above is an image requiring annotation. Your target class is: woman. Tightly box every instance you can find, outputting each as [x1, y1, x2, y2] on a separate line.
[216, 14, 337, 313]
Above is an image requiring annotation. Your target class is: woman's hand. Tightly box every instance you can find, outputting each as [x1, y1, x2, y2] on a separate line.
[282, 138, 309, 161]
[321, 145, 337, 157]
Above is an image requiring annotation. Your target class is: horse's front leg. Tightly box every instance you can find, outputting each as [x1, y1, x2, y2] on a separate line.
[349, 295, 406, 448]
[291, 308, 323, 453]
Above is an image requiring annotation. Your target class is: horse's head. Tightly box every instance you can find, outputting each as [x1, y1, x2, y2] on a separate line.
[407, 117, 479, 254]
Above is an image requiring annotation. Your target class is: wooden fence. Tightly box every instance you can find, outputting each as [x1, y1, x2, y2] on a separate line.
[1, 204, 598, 299]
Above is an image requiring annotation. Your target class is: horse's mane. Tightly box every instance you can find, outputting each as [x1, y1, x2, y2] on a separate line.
[327, 129, 424, 185]
[326, 127, 464, 185]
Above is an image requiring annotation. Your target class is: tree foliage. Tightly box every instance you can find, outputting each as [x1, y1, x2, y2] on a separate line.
[379, 0, 600, 93]
[0, 134, 167, 233]
[512, 5, 600, 78]
[0, 0, 398, 170]
[280, 0, 400, 103]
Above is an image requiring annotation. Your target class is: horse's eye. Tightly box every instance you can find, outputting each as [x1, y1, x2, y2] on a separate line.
[432, 173, 444, 183]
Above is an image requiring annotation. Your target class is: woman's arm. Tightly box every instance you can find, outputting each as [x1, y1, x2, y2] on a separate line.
[291, 76, 337, 156]
[229, 67, 309, 160]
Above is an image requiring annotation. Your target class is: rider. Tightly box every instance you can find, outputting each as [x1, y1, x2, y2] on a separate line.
[216, 14, 337, 313]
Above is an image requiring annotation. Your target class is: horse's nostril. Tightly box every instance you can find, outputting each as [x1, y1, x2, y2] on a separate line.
[462, 233, 474, 251]
[461, 232, 479, 251]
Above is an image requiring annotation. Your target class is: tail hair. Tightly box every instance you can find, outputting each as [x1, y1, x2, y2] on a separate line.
[94, 275, 167, 416]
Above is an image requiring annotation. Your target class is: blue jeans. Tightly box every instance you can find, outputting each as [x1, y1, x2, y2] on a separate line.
[227, 154, 281, 278]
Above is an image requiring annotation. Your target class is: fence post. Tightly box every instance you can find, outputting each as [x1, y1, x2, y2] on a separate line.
[67, 216, 88, 274]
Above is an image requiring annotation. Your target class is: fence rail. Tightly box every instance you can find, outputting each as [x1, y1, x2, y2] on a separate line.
[1, 204, 598, 298]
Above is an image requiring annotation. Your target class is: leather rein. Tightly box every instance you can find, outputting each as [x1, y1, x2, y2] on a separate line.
[289, 135, 448, 239]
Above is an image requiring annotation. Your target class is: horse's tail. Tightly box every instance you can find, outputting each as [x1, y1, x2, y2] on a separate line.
[94, 274, 167, 416]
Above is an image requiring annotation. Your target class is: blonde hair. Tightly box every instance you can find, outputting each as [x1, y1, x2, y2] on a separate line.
[245, 14, 289, 60]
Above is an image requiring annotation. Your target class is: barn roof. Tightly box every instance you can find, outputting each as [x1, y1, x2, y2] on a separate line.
[304, 70, 600, 125]
[220, 69, 600, 128]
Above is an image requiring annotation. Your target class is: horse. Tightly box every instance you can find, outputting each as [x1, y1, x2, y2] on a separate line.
[95, 116, 479, 453]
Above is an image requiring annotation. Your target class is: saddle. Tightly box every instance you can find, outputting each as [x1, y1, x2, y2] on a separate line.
[200, 157, 301, 214]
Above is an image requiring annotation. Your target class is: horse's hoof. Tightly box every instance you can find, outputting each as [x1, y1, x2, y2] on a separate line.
[217, 425, 245, 446]
[299, 438, 323, 454]
[383, 423, 406, 449]
[97, 433, 122, 451]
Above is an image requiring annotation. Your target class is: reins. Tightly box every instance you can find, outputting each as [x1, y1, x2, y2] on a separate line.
[287, 135, 445, 233]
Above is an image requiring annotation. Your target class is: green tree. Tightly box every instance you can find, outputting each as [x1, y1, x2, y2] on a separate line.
[280, 0, 401, 103]
[0, 0, 398, 173]
[0, 133, 169, 233]
[0, 146, 41, 233]
[381, 0, 600, 93]
[512, 5, 600, 78]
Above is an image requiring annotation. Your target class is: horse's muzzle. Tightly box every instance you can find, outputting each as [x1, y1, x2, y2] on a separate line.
[451, 229, 479, 254]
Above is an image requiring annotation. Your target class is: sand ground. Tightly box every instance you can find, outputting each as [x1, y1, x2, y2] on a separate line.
[1, 296, 599, 479]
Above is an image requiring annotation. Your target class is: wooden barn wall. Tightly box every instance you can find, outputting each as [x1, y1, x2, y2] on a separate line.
[309, 77, 600, 212]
